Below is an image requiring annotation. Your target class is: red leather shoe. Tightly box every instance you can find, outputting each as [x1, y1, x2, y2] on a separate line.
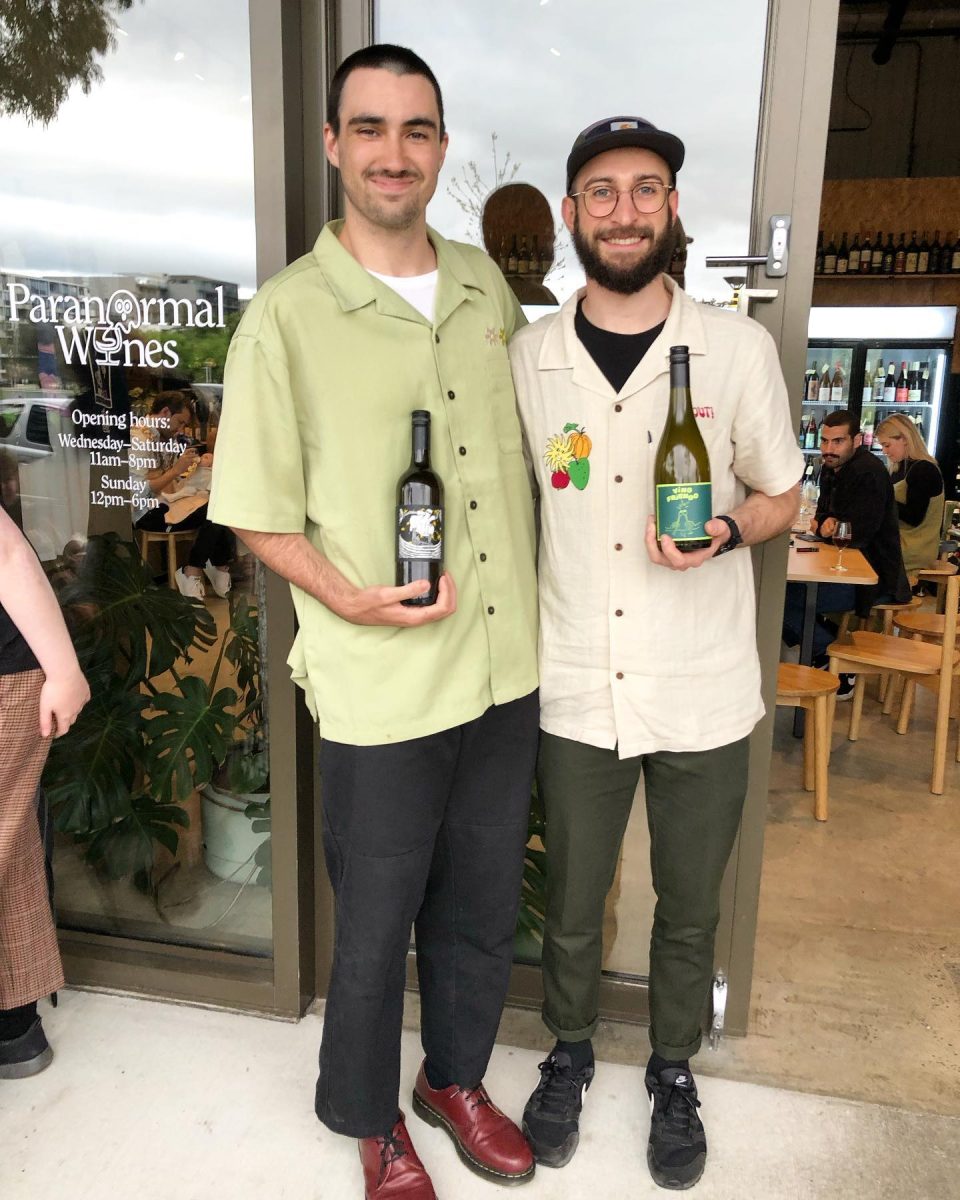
[412, 1061, 535, 1186]
[358, 1112, 437, 1199]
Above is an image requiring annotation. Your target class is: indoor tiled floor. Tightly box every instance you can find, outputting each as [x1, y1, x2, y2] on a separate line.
[2, 989, 957, 1200]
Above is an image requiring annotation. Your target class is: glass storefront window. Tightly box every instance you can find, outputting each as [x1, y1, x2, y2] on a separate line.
[0, 1, 272, 957]
[377, 0, 769, 980]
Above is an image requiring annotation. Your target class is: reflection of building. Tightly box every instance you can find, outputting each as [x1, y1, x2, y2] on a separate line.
[0, 270, 89, 387]
[81, 273, 242, 320]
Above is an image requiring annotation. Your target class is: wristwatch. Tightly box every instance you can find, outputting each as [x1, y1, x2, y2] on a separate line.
[713, 514, 743, 555]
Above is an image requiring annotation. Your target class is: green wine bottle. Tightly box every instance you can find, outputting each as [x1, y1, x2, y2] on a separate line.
[654, 345, 712, 553]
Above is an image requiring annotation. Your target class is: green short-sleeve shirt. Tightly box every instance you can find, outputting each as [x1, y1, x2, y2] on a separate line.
[208, 222, 539, 745]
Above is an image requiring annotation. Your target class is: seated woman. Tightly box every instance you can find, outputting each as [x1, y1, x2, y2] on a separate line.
[130, 392, 234, 598]
[875, 413, 944, 573]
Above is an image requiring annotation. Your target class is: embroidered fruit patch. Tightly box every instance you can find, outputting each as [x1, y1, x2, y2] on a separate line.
[545, 423, 591, 491]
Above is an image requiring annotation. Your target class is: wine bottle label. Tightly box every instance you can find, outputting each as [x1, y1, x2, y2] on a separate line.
[397, 506, 443, 560]
[656, 482, 712, 543]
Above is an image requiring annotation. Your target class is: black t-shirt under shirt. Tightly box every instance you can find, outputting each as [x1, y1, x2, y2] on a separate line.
[890, 458, 943, 527]
[574, 300, 666, 394]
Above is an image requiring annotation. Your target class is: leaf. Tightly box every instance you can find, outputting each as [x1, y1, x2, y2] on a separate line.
[59, 534, 216, 686]
[144, 676, 238, 804]
[563, 422, 580, 433]
[44, 684, 145, 833]
[84, 795, 189, 881]
[567, 457, 590, 491]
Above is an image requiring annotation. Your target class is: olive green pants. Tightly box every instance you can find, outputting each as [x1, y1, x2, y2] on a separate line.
[537, 732, 750, 1060]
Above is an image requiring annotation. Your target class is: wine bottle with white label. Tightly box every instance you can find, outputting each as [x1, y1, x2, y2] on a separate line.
[397, 410, 443, 605]
[654, 345, 712, 553]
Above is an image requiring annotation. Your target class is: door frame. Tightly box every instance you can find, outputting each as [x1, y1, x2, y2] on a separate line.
[316, 0, 841, 1038]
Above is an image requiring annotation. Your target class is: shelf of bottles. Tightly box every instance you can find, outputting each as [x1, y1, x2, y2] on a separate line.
[814, 229, 960, 278]
[498, 233, 553, 279]
[799, 358, 934, 458]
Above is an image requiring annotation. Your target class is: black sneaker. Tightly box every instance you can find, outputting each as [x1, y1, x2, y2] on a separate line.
[644, 1064, 706, 1190]
[0, 1017, 53, 1079]
[835, 673, 856, 701]
[521, 1050, 594, 1167]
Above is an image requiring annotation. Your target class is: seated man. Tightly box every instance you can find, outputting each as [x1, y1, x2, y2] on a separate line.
[783, 409, 911, 675]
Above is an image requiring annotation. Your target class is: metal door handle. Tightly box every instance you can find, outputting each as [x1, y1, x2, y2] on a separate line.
[706, 214, 791, 278]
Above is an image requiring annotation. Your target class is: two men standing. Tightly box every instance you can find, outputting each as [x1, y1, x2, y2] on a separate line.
[211, 46, 800, 1198]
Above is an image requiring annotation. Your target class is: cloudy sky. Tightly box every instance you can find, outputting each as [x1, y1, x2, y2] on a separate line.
[1, 0, 768, 303]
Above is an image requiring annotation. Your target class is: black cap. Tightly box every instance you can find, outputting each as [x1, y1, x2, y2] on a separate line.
[669, 345, 690, 363]
[566, 116, 685, 193]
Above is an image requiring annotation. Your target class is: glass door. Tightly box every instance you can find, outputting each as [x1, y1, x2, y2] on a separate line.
[333, 0, 841, 1038]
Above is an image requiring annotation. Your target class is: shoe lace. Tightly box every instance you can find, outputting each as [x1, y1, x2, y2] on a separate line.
[654, 1079, 702, 1140]
[534, 1057, 585, 1115]
[457, 1084, 491, 1110]
[376, 1130, 407, 1182]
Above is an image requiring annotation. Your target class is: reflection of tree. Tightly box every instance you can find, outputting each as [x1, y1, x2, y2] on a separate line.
[150, 312, 242, 384]
[0, 0, 135, 124]
[447, 132, 520, 245]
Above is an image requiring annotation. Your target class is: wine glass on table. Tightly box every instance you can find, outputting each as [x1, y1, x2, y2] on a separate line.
[831, 520, 852, 572]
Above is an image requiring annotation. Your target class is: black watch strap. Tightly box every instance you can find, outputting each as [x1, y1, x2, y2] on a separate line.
[713, 514, 743, 555]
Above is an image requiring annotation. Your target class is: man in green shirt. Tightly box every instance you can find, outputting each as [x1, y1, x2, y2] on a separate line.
[208, 45, 538, 1200]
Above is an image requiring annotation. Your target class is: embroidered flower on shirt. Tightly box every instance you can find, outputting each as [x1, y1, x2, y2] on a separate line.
[485, 326, 507, 346]
[545, 423, 592, 490]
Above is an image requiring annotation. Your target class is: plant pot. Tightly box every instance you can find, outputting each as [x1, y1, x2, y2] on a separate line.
[200, 784, 269, 882]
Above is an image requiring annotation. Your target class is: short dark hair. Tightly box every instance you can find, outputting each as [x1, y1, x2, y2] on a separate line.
[151, 390, 191, 416]
[822, 409, 860, 438]
[326, 44, 445, 137]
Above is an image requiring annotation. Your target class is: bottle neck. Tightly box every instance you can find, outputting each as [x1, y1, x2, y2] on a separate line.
[668, 357, 691, 421]
[411, 421, 431, 467]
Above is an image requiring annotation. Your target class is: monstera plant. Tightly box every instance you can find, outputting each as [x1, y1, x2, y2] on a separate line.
[44, 533, 264, 890]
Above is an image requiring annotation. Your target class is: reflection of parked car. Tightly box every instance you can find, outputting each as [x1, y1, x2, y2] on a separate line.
[0, 393, 88, 562]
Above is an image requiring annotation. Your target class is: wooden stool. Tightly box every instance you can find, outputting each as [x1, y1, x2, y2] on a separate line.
[776, 663, 840, 822]
[138, 528, 194, 589]
[916, 561, 958, 615]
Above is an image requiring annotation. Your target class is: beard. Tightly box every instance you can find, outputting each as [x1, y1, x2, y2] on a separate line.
[572, 208, 675, 294]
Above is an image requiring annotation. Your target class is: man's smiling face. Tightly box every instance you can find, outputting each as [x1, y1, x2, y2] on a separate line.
[562, 146, 679, 295]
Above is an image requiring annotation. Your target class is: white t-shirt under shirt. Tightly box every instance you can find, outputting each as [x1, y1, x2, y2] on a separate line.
[367, 269, 438, 322]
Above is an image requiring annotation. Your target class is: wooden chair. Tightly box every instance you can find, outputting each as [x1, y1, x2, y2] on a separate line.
[836, 597, 922, 707]
[825, 574, 960, 794]
[138, 528, 194, 590]
[776, 663, 840, 822]
[915, 559, 958, 615]
[893, 603, 960, 762]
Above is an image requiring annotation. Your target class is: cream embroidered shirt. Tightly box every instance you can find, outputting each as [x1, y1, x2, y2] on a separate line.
[509, 278, 802, 757]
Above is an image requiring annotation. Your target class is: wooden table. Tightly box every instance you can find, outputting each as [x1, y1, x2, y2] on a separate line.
[787, 542, 878, 735]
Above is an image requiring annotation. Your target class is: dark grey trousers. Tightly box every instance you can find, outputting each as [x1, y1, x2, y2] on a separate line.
[315, 691, 539, 1138]
[537, 732, 749, 1060]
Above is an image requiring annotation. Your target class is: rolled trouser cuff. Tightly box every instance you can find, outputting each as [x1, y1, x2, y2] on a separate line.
[542, 1006, 599, 1042]
[649, 1028, 703, 1060]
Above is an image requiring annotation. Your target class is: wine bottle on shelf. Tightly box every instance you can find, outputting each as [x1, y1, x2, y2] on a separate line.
[654, 345, 712, 554]
[798, 414, 808, 450]
[860, 231, 873, 274]
[805, 414, 818, 450]
[820, 363, 832, 399]
[837, 232, 849, 274]
[921, 362, 931, 403]
[918, 231, 930, 274]
[814, 230, 824, 275]
[507, 235, 518, 274]
[907, 362, 922, 405]
[871, 231, 884, 273]
[397, 411, 443, 606]
[862, 404, 875, 448]
[882, 362, 896, 404]
[894, 233, 907, 274]
[848, 232, 861, 273]
[823, 234, 837, 275]
[882, 233, 895, 274]
[951, 232, 960, 273]
[916, 410, 925, 438]
[872, 360, 885, 403]
[830, 362, 844, 405]
[895, 361, 908, 403]
[518, 235, 530, 275]
[929, 230, 943, 274]
[498, 238, 508, 274]
[530, 234, 540, 275]
[806, 363, 820, 402]
[905, 231, 919, 274]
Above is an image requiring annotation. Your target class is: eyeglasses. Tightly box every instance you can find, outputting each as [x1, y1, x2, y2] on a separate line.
[569, 181, 673, 218]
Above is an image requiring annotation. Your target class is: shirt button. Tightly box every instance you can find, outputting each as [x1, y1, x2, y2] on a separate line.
[616, 672, 624, 680]
[615, 609, 623, 617]
[447, 389, 455, 399]
[479, 552, 487, 562]
[615, 403, 623, 412]
[614, 474, 623, 483]
[470, 500, 478, 510]
[614, 543, 623, 551]
[436, 334, 441, 344]
[459, 446, 467, 455]
[487, 606, 495, 615]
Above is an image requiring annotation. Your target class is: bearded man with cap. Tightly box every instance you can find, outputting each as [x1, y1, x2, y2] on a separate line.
[509, 117, 801, 1190]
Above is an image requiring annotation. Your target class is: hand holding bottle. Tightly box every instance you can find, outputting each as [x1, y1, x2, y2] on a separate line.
[645, 515, 732, 571]
[337, 570, 458, 626]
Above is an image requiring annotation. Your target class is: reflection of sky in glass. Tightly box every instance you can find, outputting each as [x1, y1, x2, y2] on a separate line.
[0, 0, 255, 289]
[377, 0, 768, 303]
